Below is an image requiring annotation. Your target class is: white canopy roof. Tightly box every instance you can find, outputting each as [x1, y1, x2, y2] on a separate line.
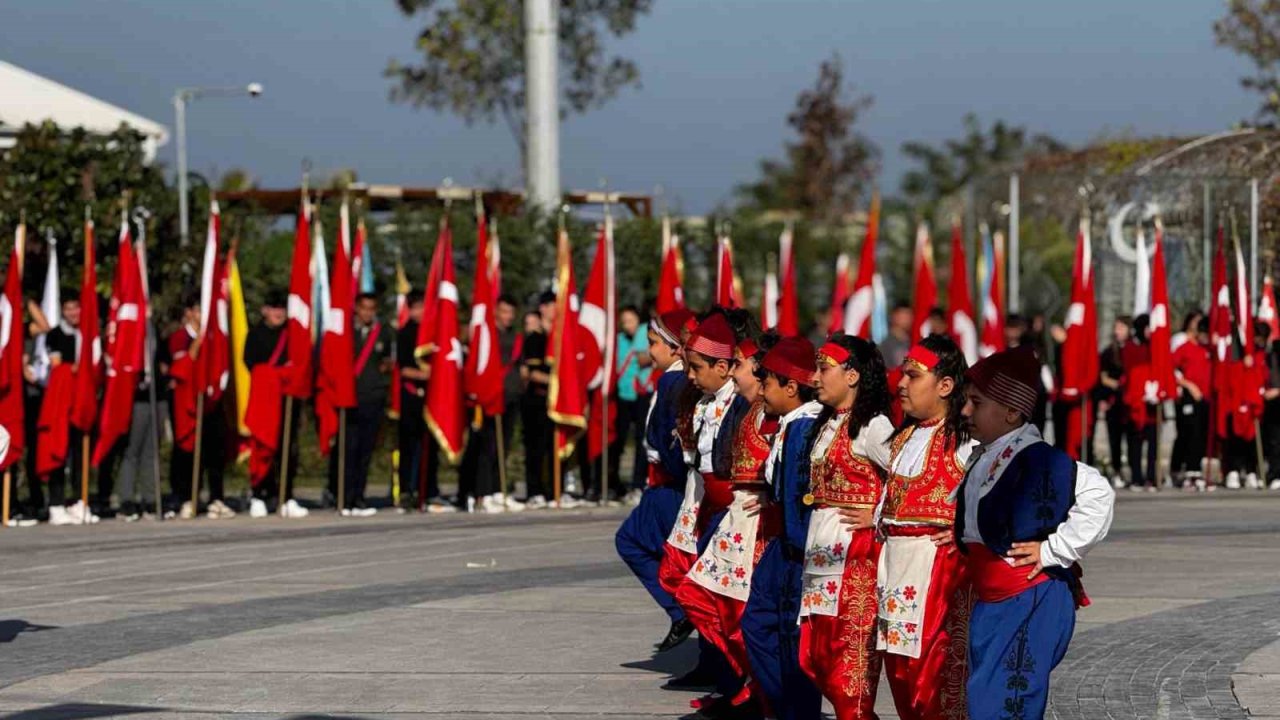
[0, 60, 168, 161]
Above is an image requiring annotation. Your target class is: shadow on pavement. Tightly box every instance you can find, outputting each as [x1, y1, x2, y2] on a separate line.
[620, 636, 700, 676]
[3, 704, 162, 719]
[0, 620, 58, 643]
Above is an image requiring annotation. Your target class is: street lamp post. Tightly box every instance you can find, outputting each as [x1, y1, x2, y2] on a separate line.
[173, 83, 263, 245]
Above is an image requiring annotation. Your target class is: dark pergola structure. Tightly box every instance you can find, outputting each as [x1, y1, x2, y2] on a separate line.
[217, 183, 653, 218]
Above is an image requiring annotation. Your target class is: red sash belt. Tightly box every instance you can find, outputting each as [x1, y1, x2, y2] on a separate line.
[700, 472, 734, 514]
[883, 524, 950, 538]
[647, 464, 674, 489]
[965, 542, 1050, 603]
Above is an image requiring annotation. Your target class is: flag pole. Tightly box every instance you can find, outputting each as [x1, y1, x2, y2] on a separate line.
[553, 445, 562, 509]
[135, 207, 165, 520]
[337, 408, 347, 514]
[2, 469, 10, 528]
[279, 398, 293, 515]
[418, 427, 428, 513]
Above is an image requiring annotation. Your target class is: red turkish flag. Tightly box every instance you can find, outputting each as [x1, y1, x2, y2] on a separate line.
[777, 225, 799, 336]
[415, 223, 448, 360]
[424, 221, 465, 464]
[911, 222, 938, 341]
[715, 235, 739, 308]
[1149, 222, 1176, 401]
[70, 217, 101, 433]
[656, 216, 684, 314]
[979, 226, 1006, 358]
[1233, 231, 1254, 355]
[827, 253, 851, 335]
[195, 202, 229, 404]
[1059, 217, 1098, 460]
[844, 192, 880, 338]
[283, 200, 313, 398]
[315, 202, 358, 456]
[947, 223, 978, 364]
[548, 228, 587, 460]
[1260, 275, 1280, 341]
[463, 211, 505, 418]
[93, 212, 147, 466]
[1209, 226, 1232, 363]
[581, 217, 617, 461]
[0, 238, 24, 468]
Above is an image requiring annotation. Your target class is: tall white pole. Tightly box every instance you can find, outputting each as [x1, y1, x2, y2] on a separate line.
[175, 94, 189, 246]
[1251, 177, 1260, 307]
[1009, 173, 1020, 313]
[525, 0, 560, 213]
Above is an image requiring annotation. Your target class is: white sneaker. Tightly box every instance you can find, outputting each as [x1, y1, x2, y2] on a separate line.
[465, 496, 477, 513]
[503, 495, 526, 512]
[524, 495, 548, 510]
[426, 503, 458, 514]
[625, 489, 643, 506]
[249, 498, 268, 519]
[354, 506, 377, 518]
[48, 505, 74, 526]
[1226, 471, 1242, 490]
[179, 501, 196, 520]
[207, 499, 236, 519]
[282, 499, 309, 518]
[1246, 473, 1261, 490]
[68, 501, 100, 524]
[5, 517, 37, 528]
[1128, 485, 1146, 493]
[1110, 475, 1127, 490]
[480, 495, 503, 513]
[1270, 479, 1280, 490]
[339, 508, 353, 517]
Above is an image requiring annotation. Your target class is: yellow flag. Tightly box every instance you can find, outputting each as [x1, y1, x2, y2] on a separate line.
[227, 247, 251, 437]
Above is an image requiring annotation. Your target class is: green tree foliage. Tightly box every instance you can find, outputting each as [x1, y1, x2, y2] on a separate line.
[385, 0, 653, 159]
[1215, 0, 1280, 126]
[736, 54, 878, 226]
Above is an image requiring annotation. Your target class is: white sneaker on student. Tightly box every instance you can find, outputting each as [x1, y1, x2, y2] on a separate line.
[1226, 471, 1242, 490]
[48, 505, 73, 526]
[503, 495, 526, 512]
[354, 506, 377, 517]
[1246, 473, 1261, 490]
[524, 495, 548, 510]
[179, 501, 196, 520]
[1110, 475, 1127, 490]
[1271, 478, 1280, 490]
[249, 498, 268, 518]
[282, 499, 309, 518]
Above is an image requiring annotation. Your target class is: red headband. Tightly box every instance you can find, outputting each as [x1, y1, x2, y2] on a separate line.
[904, 344, 940, 371]
[818, 341, 850, 365]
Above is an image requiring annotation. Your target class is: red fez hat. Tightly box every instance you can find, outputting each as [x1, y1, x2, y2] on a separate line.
[688, 314, 736, 360]
[737, 337, 759, 358]
[654, 308, 696, 347]
[965, 344, 1041, 418]
[761, 336, 817, 386]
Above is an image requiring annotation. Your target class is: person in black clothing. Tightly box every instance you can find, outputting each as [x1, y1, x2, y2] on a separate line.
[167, 298, 231, 519]
[328, 293, 392, 514]
[520, 293, 555, 507]
[1097, 316, 1131, 485]
[458, 294, 521, 512]
[243, 290, 306, 518]
[43, 296, 94, 523]
[396, 292, 442, 510]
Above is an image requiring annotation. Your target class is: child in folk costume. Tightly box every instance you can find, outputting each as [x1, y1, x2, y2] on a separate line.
[675, 331, 782, 717]
[741, 336, 825, 720]
[956, 344, 1114, 720]
[874, 334, 974, 720]
[797, 334, 895, 720]
[615, 308, 699, 652]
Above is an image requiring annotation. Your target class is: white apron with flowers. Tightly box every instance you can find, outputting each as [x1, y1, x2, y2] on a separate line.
[688, 486, 767, 601]
[666, 382, 736, 555]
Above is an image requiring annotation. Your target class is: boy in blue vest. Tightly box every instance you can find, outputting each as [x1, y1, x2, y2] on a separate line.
[955, 344, 1115, 720]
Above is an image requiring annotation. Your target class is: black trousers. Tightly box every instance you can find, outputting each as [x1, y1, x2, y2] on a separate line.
[254, 399, 300, 504]
[1126, 417, 1157, 487]
[397, 389, 440, 502]
[1172, 395, 1209, 475]
[20, 391, 42, 514]
[171, 410, 228, 504]
[458, 409, 516, 502]
[521, 393, 551, 499]
[1224, 426, 1260, 475]
[1105, 402, 1127, 477]
[328, 397, 385, 507]
[611, 396, 650, 491]
[46, 428, 85, 507]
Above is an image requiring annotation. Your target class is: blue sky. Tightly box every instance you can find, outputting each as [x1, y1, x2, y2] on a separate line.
[0, 0, 1258, 213]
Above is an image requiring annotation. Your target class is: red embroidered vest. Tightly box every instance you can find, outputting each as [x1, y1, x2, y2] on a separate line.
[810, 412, 883, 508]
[730, 401, 776, 488]
[676, 404, 697, 453]
[881, 420, 964, 526]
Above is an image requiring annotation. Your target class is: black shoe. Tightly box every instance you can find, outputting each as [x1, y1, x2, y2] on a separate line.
[661, 666, 717, 691]
[656, 618, 695, 652]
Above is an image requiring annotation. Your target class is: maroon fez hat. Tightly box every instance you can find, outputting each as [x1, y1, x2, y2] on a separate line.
[965, 344, 1041, 418]
[761, 336, 817, 385]
[654, 308, 696, 346]
[688, 314, 736, 360]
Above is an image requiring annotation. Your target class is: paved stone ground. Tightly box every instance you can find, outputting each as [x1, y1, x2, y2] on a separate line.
[0, 491, 1276, 719]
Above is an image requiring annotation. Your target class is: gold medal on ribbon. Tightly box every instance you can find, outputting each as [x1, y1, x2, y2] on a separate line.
[802, 492, 815, 506]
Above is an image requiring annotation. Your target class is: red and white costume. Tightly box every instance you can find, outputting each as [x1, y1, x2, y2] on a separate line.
[874, 406, 974, 720]
[798, 410, 893, 719]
